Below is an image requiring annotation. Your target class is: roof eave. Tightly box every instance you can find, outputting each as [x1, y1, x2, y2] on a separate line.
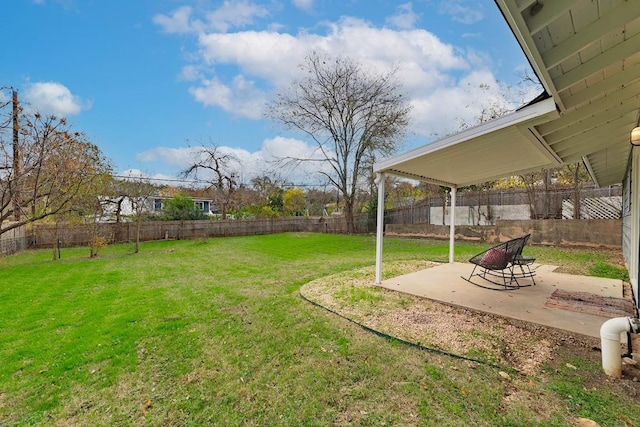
[494, 0, 564, 110]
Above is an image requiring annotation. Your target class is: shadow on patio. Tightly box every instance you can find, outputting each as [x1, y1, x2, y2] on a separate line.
[378, 262, 636, 339]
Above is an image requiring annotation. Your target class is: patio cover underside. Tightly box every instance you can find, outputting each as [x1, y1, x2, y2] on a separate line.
[374, 97, 561, 188]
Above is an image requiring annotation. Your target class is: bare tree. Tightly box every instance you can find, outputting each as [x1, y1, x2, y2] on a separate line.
[0, 100, 112, 237]
[556, 162, 592, 219]
[100, 176, 157, 252]
[181, 142, 239, 219]
[75, 171, 113, 258]
[123, 177, 156, 253]
[99, 177, 132, 225]
[266, 50, 411, 233]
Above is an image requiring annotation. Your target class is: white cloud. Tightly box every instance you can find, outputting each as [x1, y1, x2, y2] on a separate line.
[188, 74, 267, 119]
[179, 65, 203, 81]
[408, 68, 520, 138]
[205, 1, 269, 32]
[154, 1, 269, 34]
[439, 1, 484, 25]
[136, 146, 199, 168]
[185, 17, 470, 119]
[118, 169, 185, 186]
[386, 3, 419, 29]
[292, 0, 314, 12]
[196, 30, 307, 82]
[23, 82, 90, 116]
[153, 6, 198, 34]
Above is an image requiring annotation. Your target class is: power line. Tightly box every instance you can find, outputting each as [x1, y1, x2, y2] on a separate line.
[111, 174, 199, 185]
[110, 174, 333, 189]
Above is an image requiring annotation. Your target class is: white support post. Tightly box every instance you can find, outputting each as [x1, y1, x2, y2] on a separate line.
[375, 173, 385, 284]
[449, 186, 456, 264]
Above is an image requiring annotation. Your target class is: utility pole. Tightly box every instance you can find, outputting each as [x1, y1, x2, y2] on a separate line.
[12, 89, 21, 222]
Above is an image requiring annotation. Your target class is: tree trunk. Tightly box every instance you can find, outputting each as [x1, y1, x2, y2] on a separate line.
[484, 189, 492, 224]
[543, 170, 552, 219]
[52, 227, 60, 261]
[134, 217, 141, 253]
[12, 90, 22, 222]
[344, 198, 355, 234]
[89, 214, 98, 258]
[573, 165, 581, 219]
[522, 179, 537, 219]
[116, 199, 123, 224]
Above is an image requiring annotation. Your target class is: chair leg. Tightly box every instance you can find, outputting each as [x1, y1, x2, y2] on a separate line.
[519, 263, 536, 285]
[495, 268, 518, 289]
[509, 263, 535, 287]
[468, 264, 479, 280]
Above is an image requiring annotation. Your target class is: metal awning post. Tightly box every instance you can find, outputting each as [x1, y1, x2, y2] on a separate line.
[375, 173, 385, 284]
[449, 186, 456, 263]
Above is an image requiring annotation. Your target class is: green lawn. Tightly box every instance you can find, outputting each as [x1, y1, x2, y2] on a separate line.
[0, 233, 636, 426]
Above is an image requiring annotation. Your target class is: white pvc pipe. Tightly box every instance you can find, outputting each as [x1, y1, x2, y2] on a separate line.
[600, 317, 633, 378]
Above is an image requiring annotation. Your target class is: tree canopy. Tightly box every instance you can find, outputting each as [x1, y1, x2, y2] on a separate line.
[163, 194, 206, 221]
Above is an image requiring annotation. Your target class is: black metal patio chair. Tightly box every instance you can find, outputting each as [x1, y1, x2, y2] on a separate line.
[462, 234, 535, 290]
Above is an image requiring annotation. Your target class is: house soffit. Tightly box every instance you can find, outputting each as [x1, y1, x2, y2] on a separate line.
[498, 0, 640, 186]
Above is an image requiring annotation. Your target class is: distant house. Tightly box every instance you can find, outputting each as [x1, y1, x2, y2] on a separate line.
[149, 196, 215, 216]
[100, 195, 215, 222]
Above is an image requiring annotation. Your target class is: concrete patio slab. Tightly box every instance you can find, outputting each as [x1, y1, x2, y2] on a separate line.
[379, 262, 627, 338]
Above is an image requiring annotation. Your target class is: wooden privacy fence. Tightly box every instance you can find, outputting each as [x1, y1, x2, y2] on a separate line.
[31, 215, 372, 249]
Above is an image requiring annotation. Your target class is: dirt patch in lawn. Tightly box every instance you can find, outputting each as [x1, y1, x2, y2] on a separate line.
[300, 261, 640, 382]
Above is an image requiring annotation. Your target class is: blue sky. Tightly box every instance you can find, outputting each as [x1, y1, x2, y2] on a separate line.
[3, 0, 536, 185]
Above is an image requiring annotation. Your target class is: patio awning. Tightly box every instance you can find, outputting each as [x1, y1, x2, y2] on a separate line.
[373, 97, 560, 186]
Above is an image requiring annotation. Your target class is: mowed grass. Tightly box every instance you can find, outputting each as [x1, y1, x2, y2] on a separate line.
[0, 233, 635, 426]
